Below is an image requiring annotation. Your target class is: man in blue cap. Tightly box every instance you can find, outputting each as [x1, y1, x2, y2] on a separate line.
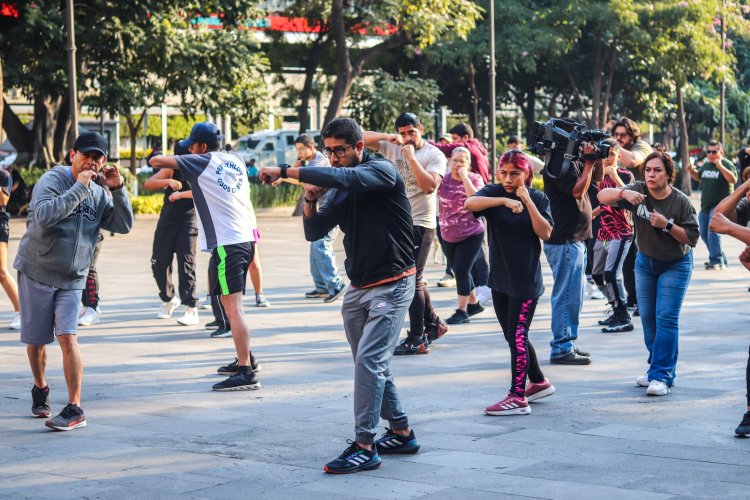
[150, 122, 261, 392]
[15, 131, 133, 431]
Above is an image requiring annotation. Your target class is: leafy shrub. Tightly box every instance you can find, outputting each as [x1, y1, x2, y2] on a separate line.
[250, 182, 301, 208]
[532, 175, 544, 191]
[130, 194, 164, 214]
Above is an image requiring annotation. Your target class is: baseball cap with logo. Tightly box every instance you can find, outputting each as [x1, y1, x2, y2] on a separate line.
[72, 132, 108, 156]
[178, 122, 224, 149]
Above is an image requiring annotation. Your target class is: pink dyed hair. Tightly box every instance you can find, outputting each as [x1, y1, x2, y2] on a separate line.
[498, 149, 533, 186]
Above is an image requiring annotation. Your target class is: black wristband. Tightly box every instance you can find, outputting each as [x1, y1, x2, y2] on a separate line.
[304, 197, 317, 204]
[280, 164, 290, 179]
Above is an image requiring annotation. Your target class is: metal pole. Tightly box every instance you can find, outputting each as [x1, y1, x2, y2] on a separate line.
[720, 1, 726, 144]
[488, 0, 496, 182]
[65, 0, 78, 146]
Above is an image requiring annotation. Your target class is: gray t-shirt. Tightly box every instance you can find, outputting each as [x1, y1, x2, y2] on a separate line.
[379, 140, 446, 228]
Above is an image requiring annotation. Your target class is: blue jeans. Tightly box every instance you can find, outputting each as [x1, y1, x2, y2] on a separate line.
[635, 252, 693, 386]
[698, 208, 727, 265]
[544, 241, 586, 359]
[310, 227, 344, 294]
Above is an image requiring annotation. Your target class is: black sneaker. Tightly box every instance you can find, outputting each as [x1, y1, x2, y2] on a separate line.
[324, 440, 381, 474]
[393, 336, 429, 355]
[45, 403, 86, 431]
[425, 318, 448, 344]
[736, 411, 750, 437]
[446, 309, 470, 324]
[212, 370, 261, 391]
[375, 428, 420, 454]
[217, 352, 261, 375]
[550, 351, 591, 365]
[602, 311, 634, 332]
[466, 302, 485, 317]
[204, 319, 221, 330]
[210, 327, 232, 338]
[31, 385, 51, 418]
[305, 289, 328, 299]
[324, 283, 349, 303]
[598, 312, 616, 326]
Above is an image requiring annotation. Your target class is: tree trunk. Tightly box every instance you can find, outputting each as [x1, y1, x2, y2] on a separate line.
[32, 94, 62, 167]
[676, 85, 691, 195]
[53, 93, 71, 162]
[468, 62, 480, 138]
[126, 113, 146, 175]
[523, 89, 536, 133]
[323, 0, 352, 127]
[601, 50, 616, 128]
[2, 98, 34, 165]
[298, 33, 327, 134]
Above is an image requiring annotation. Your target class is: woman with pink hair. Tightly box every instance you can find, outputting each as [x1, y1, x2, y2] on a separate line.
[465, 150, 555, 416]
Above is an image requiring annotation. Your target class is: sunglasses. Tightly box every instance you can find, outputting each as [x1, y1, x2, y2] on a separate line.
[706, 150, 719, 154]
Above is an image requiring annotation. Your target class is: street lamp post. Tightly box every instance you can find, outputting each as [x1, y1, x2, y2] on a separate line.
[65, 0, 78, 147]
[488, 0, 496, 182]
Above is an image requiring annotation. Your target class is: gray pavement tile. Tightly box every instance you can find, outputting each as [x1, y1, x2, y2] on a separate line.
[620, 477, 750, 498]
[295, 474, 449, 499]
[0, 474, 129, 499]
[400, 449, 540, 472]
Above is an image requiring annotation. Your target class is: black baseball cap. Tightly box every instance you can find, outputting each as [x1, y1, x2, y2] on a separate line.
[72, 132, 108, 156]
[178, 122, 224, 149]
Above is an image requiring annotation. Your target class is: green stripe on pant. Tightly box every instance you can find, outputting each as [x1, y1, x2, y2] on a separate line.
[217, 245, 230, 295]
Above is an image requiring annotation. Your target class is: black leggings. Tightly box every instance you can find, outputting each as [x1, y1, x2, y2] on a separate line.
[441, 233, 484, 296]
[408, 226, 437, 339]
[471, 244, 490, 287]
[623, 243, 637, 307]
[746, 345, 750, 407]
[492, 291, 544, 397]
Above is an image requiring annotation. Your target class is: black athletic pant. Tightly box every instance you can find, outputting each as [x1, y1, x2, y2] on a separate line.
[492, 291, 544, 397]
[408, 226, 437, 340]
[623, 242, 637, 307]
[435, 216, 453, 276]
[151, 222, 199, 308]
[441, 232, 484, 296]
[82, 233, 103, 309]
[746, 345, 750, 407]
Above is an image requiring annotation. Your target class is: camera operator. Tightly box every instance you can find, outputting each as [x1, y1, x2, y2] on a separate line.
[543, 142, 598, 365]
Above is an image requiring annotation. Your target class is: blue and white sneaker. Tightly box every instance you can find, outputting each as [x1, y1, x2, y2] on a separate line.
[324, 440, 381, 474]
[375, 428, 420, 454]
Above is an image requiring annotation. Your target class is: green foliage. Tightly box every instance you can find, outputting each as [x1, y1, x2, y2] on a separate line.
[130, 194, 165, 215]
[347, 72, 441, 131]
[13, 167, 47, 186]
[250, 183, 301, 208]
[531, 175, 544, 191]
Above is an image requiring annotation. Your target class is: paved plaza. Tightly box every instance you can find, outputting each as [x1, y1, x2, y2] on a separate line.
[1, 207, 750, 499]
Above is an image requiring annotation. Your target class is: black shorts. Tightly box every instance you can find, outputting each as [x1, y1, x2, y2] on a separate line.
[0, 210, 9, 244]
[209, 241, 255, 296]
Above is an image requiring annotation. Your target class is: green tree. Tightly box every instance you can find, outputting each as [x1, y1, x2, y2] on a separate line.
[347, 71, 440, 131]
[324, 0, 483, 126]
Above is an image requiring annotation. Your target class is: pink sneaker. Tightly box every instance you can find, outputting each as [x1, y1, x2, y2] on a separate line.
[484, 393, 531, 416]
[525, 378, 555, 402]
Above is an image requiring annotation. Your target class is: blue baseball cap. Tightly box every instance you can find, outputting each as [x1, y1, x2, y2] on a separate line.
[178, 122, 224, 149]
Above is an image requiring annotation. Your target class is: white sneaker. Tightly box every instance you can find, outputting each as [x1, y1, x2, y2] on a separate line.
[585, 282, 605, 300]
[157, 297, 180, 319]
[9, 312, 21, 330]
[200, 295, 212, 310]
[78, 307, 101, 326]
[646, 380, 670, 396]
[177, 306, 199, 326]
[476, 285, 493, 305]
[437, 274, 456, 288]
[636, 374, 649, 387]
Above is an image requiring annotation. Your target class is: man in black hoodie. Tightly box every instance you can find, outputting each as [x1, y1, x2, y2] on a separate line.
[260, 117, 420, 474]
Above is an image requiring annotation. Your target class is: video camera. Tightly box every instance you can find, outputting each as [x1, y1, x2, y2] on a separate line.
[527, 118, 611, 179]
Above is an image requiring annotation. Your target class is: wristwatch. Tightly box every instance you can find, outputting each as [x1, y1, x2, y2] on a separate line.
[280, 164, 289, 179]
[663, 218, 674, 233]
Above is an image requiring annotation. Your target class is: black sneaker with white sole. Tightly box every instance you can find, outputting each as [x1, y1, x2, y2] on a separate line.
[601, 319, 634, 332]
[217, 352, 261, 375]
[736, 411, 750, 437]
[31, 385, 51, 418]
[212, 371, 260, 391]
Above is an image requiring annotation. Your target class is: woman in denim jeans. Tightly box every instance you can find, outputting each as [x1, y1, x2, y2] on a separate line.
[598, 151, 699, 396]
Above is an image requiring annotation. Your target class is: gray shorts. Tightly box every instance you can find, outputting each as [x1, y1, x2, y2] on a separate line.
[18, 271, 82, 345]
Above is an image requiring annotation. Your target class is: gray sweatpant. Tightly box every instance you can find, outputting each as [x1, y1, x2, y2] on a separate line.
[341, 274, 416, 444]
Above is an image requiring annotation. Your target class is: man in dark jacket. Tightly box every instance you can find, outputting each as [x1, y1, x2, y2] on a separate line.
[260, 117, 421, 474]
[15, 132, 133, 431]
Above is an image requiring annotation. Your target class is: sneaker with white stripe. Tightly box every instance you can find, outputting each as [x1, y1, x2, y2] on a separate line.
[375, 428, 420, 454]
[324, 440, 381, 474]
[484, 393, 531, 416]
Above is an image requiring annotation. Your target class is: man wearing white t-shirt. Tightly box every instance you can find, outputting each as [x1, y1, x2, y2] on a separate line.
[363, 113, 448, 355]
[150, 122, 260, 392]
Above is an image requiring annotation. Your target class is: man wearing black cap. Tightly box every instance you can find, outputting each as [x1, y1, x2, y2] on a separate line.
[150, 122, 261, 392]
[14, 132, 133, 431]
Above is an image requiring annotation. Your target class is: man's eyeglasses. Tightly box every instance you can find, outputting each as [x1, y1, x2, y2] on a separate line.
[706, 149, 719, 155]
[321, 144, 354, 158]
[612, 132, 630, 139]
